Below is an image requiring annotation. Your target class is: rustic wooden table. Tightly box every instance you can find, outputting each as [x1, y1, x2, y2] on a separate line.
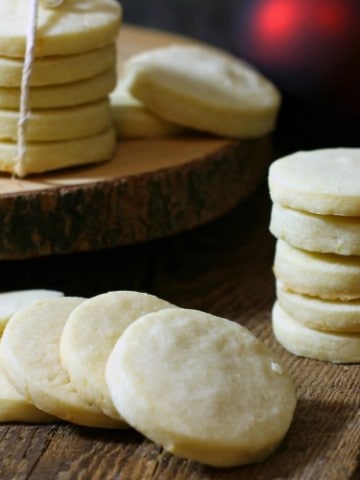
[0, 181, 359, 480]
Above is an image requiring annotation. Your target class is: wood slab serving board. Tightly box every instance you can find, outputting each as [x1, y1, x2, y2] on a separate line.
[0, 25, 271, 260]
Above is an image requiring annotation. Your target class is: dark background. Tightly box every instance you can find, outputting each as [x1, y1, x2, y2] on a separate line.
[118, 0, 359, 156]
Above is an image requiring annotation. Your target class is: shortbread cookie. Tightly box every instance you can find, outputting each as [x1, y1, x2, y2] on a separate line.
[268, 148, 360, 216]
[0, 99, 112, 142]
[274, 240, 360, 300]
[0, 365, 55, 423]
[0, 289, 63, 335]
[60, 291, 174, 421]
[270, 203, 360, 255]
[110, 85, 182, 138]
[276, 282, 360, 333]
[272, 301, 360, 363]
[106, 307, 296, 467]
[123, 44, 281, 138]
[0, 127, 116, 176]
[0, 43, 116, 87]
[0, 297, 122, 428]
[0, 0, 122, 58]
[0, 69, 116, 110]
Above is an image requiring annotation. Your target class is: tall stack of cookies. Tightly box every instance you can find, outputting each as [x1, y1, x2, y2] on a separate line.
[0, 0, 122, 176]
[268, 148, 360, 363]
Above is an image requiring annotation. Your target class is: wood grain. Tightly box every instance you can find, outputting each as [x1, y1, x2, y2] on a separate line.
[0, 183, 359, 480]
[0, 25, 270, 260]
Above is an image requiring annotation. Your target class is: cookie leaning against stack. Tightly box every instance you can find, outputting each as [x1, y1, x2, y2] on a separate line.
[0, 0, 122, 176]
[268, 148, 360, 363]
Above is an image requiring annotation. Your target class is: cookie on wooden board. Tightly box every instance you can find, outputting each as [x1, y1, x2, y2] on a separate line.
[106, 307, 296, 467]
[0, 297, 123, 428]
[123, 44, 281, 138]
[272, 301, 360, 363]
[0, 43, 116, 87]
[0, 0, 122, 58]
[60, 290, 174, 422]
[0, 127, 116, 175]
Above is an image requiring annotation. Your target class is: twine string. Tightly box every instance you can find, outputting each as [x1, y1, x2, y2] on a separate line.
[15, 0, 64, 177]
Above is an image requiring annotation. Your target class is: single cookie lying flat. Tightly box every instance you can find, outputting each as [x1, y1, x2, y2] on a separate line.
[0, 100, 112, 142]
[274, 240, 360, 300]
[0, 43, 116, 87]
[0, 127, 116, 176]
[106, 307, 296, 467]
[276, 282, 360, 333]
[270, 203, 360, 256]
[110, 84, 182, 139]
[268, 148, 360, 216]
[60, 291, 174, 421]
[0, 289, 63, 335]
[0, 297, 122, 428]
[0, 0, 121, 58]
[272, 301, 360, 363]
[123, 44, 281, 138]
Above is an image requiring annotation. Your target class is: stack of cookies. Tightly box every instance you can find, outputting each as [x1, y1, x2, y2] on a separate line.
[268, 148, 360, 363]
[0, 0, 122, 176]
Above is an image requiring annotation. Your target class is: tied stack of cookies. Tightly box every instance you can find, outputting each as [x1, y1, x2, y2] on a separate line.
[268, 148, 360, 363]
[0, 0, 122, 176]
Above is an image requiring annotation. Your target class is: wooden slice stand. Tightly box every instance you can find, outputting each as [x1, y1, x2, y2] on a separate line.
[0, 25, 272, 260]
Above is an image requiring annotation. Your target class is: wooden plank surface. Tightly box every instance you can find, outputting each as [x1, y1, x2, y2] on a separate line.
[0, 183, 359, 480]
[0, 25, 270, 259]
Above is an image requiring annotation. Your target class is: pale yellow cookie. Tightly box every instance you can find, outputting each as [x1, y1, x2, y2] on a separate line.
[123, 44, 281, 138]
[0, 289, 63, 335]
[0, 365, 55, 423]
[60, 290, 174, 422]
[0, 43, 116, 87]
[273, 240, 360, 300]
[276, 282, 360, 333]
[272, 301, 360, 363]
[0, 99, 112, 142]
[0, 69, 116, 110]
[106, 307, 296, 467]
[110, 83, 182, 139]
[268, 148, 360, 216]
[0, 127, 116, 176]
[0, 0, 122, 58]
[0, 297, 122, 428]
[270, 203, 360, 255]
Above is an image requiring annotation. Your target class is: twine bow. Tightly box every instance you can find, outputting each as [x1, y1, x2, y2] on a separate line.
[15, 0, 64, 177]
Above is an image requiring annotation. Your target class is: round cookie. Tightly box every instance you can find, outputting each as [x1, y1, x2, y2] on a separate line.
[0, 69, 116, 110]
[0, 127, 116, 176]
[110, 84, 182, 139]
[106, 307, 296, 467]
[273, 240, 360, 300]
[123, 44, 281, 138]
[276, 282, 360, 333]
[272, 301, 360, 363]
[0, 289, 63, 335]
[0, 297, 122, 428]
[0, 366, 56, 423]
[0, 99, 112, 142]
[60, 291, 174, 421]
[270, 203, 360, 255]
[0, 0, 122, 58]
[268, 148, 360, 216]
[0, 43, 116, 87]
